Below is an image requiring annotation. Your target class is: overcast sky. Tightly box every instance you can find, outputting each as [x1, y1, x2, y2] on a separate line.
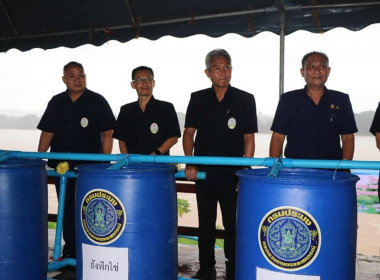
[1, 23, 380, 117]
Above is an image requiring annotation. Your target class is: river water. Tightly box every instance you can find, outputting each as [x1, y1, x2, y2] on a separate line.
[1, 129, 379, 160]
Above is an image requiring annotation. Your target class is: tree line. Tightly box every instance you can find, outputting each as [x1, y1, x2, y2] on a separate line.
[0, 111, 375, 135]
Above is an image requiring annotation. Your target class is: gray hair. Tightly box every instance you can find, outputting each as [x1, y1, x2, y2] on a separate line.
[205, 49, 232, 70]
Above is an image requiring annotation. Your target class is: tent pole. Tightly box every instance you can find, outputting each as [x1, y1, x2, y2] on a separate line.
[274, 0, 286, 96]
[279, 12, 285, 97]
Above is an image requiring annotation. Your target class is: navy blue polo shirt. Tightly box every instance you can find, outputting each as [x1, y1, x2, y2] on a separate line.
[112, 96, 181, 155]
[370, 102, 380, 136]
[185, 85, 258, 183]
[37, 89, 116, 167]
[271, 86, 357, 159]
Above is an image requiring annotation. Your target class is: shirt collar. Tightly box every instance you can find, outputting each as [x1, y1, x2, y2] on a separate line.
[210, 85, 232, 98]
[302, 85, 330, 96]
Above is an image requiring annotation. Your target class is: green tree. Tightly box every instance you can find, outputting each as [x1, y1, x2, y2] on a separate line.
[178, 198, 191, 217]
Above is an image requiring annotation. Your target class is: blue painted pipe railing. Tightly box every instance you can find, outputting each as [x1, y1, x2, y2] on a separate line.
[1, 150, 380, 170]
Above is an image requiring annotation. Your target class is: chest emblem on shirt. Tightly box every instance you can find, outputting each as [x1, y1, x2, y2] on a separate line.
[330, 104, 340, 110]
[81, 117, 89, 128]
[227, 118, 236, 129]
[150, 122, 159, 134]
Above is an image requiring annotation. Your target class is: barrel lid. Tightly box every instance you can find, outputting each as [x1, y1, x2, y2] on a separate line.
[237, 167, 360, 184]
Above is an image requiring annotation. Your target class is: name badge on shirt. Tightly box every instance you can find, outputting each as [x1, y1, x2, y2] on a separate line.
[150, 122, 158, 134]
[81, 117, 89, 128]
[227, 117, 236, 129]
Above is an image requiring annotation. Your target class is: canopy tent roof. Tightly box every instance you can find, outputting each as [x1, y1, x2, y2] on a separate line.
[1, 0, 380, 52]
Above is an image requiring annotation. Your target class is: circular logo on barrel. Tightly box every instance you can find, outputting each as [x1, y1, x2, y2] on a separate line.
[258, 206, 321, 271]
[81, 189, 126, 245]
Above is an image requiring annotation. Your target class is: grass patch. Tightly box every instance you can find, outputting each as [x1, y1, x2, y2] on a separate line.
[48, 222, 56, 229]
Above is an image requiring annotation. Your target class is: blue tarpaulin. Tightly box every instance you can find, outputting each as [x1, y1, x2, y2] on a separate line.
[1, 0, 380, 52]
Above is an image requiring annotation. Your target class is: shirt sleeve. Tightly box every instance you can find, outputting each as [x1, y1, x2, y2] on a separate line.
[184, 93, 199, 129]
[37, 98, 56, 133]
[98, 96, 116, 132]
[270, 94, 289, 135]
[370, 102, 380, 135]
[339, 94, 358, 134]
[241, 94, 258, 134]
[112, 107, 127, 141]
[166, 103, 182, 138]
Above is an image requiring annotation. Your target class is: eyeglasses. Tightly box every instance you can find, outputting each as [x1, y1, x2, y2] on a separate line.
[133, 78, 154, 84]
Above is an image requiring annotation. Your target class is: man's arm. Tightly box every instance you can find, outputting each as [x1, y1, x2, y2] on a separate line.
[376, 132, 380, 151]
[118, 140, 128, 154]
[183, 127, 198, 181]
[151, 137, 178, 155]
[243, 133, 255, 158]
[269, 132, 286, 157]
[38, 131, 53, 152]
[341, 133, 355, 160]
[101, 129, 114, 154]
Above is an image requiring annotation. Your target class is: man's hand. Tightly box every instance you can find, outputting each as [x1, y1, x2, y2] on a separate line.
[184, 165, 198, 181]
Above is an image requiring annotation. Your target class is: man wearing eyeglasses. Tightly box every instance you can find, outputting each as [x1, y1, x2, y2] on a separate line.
[183, 49, 258, 280]
[113, 66, 181, 155]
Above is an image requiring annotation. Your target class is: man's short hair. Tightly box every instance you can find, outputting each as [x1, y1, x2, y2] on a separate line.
[301, 51, 329, 68]
[63, 61, 84, 73]
[205, 49, 232, 70]
[132, 66, 154, 80]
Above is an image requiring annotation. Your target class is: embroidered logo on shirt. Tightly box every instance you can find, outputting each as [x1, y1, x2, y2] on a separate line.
[227, 118, 236, 129]
[81, 117, 89, 128]
[150, 122, 159, 134]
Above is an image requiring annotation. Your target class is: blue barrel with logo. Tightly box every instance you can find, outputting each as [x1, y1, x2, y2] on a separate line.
[0, 158, 48, 279]
[236, 168, 359, 280]
[75, 162, 178, 280]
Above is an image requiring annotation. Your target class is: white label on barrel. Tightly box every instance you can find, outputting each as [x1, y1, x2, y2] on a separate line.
[257, 267, 320, 279]
[82, 243, 128, 279]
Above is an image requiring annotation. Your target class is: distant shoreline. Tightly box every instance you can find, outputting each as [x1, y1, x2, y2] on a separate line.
[1, 128, 379, 161]
[0, 110, 376, 135]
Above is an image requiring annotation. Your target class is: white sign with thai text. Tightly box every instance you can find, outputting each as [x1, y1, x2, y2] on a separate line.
[257, 267, 320, 280]
[82, 243, 128, 280]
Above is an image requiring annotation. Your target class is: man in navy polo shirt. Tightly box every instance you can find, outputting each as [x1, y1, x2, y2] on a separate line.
[37, 61, 116, 259]
[183, 49, 257, 280]
[112, 66, 181, 155]
[270, 51, 357, 160]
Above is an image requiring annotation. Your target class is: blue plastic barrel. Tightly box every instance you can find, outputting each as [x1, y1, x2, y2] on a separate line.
[0, 158, 47, 279]
[76, 162, 178, 280]
[236, 168, 359, 280]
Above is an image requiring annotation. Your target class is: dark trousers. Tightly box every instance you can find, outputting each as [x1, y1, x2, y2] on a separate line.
[195, 180, 237, 269]
[55, 177, 77, 257]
